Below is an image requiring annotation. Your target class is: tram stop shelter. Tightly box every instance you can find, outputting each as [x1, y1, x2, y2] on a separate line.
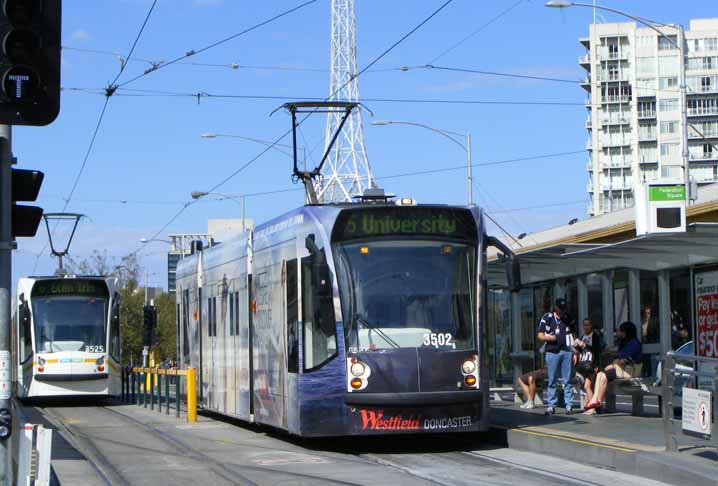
[485, 187, 718, 484]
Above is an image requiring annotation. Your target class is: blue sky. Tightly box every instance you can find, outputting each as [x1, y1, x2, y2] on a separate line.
[12, 0, 717, 288]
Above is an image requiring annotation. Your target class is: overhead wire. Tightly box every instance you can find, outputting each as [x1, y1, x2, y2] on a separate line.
[33, 1, 159, 272]
[64, 86, 586, 106]
[115, 0, 319, 89]
[427, 0, 526, 64]
[133, 0, 459, 254]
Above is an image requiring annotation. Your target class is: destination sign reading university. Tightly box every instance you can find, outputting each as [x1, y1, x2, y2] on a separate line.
[333, 207, 477, 241]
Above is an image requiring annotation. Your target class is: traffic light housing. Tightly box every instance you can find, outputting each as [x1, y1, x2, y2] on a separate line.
[0, 1, 62, 126]
[143, 304, 157, 347]
[11, 168, 43, 237]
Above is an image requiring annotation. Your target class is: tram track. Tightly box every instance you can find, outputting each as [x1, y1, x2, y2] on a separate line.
[37, 403, 365, 486]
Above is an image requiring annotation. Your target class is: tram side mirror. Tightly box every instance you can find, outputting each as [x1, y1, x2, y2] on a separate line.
[506, 258, 522, 293]
[486, 235, 521, 292]
[19, 296, 30, 327]
[305, 234, 332, 298]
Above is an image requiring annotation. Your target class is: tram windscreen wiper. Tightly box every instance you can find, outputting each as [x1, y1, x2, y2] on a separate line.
[354, 314, 401, 349]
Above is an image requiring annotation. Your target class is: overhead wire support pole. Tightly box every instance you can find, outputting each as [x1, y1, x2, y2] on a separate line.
[0, 124, 11, 484]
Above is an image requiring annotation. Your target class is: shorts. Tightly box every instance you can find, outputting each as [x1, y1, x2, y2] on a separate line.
[614, 362, 642, 379]
[519, 368, 548, 384]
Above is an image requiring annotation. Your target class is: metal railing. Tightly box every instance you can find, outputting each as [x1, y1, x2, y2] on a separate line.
[662, 352, 718, 452]
[121, 366, 197, 423]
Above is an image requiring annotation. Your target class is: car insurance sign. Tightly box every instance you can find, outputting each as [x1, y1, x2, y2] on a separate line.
[682, 388, 712, 439]
[696, 271, 718, 359]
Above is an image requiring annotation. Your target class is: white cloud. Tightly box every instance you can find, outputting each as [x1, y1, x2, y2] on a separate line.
[71, 29, 91, 41]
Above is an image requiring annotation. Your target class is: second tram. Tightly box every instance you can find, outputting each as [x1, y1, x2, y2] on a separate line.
[13, 276, 122, 398]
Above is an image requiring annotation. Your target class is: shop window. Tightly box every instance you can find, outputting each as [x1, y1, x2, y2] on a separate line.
[564, 279, 579, 330]
[640, 271, 660, 344]
[669, 272, 691, 350]
[587, 274, 604, 330]
[613, 270, 630, 334]
[488, 289, 512, 385]
[519, 288, 535, 371]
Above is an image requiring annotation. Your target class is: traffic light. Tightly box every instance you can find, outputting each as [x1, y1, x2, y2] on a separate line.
[0, 1, 62, 126]
[143, 304, 157, 347]
[11, 168, 43, 237]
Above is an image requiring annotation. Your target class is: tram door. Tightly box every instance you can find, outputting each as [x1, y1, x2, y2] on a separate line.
[284, 259, 299, 430]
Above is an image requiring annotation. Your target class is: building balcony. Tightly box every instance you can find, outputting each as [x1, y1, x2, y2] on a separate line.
[638, 131, 657, 141]
[689, 130, 718, 139]
[586, 139, 593, 150]
[600, 113, 630, 125]
[587, 182, 594, 192]
[600, 135, 631, 147]
[579, 54, 591, 66]
[598, 48, 629, 61]
[586, 161, 594, 171]
[602, 94, 630, 103]
[688, 108, 718, 117]
[690, 152, 717, 161]
[639, 158, 659, 165]
[585, 118, 592, 129]
[599, 71, 629, 82]
[600, 157, 631, 168]
[638, 110, 657, 119]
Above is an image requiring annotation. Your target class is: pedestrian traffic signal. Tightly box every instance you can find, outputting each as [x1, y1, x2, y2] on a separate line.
[0, 0, 62, 126]
[11, 168, 43, 238]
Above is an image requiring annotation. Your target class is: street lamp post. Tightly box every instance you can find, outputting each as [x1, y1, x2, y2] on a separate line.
[372, 120, 474, 205]
[546, 1, 690, 204]
[191, 191, 247, 232]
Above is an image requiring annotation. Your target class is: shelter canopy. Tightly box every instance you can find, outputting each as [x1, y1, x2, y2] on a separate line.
[488, 223, 718, 287]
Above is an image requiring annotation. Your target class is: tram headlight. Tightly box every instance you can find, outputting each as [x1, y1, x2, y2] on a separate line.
[461, 359, 476, 375]
[37, 357, 46, 367]
[350, 362, 366, 377]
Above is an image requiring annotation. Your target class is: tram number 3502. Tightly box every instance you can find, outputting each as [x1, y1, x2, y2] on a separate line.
[423, 333, 456, 349]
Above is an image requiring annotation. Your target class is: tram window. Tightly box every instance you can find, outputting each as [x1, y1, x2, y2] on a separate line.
[286, 260, 299, 373]
[182, 289, 190, 362]
[109, 294, 121, 362]
[302, 256, 337, 371]
[229, 293, 235, 336]
[18, 295, 32, 363]
[236, 292, 241, 335]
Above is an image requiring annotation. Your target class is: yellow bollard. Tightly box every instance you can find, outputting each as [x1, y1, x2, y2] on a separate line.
[186, 367, 197, 424]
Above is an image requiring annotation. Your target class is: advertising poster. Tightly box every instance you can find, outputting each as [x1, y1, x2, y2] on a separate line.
[695, 271, 718, 358]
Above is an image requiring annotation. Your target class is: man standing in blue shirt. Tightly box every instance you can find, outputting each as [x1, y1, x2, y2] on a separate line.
[537, 298, 575, 415]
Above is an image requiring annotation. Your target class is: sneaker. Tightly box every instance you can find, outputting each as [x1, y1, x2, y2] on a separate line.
[525, 401, 535, 409]
[545, 407, 555, 415]
[583, 408, 597, 415]
[565, 407, 573, 415]
[520, 401, 532, 409]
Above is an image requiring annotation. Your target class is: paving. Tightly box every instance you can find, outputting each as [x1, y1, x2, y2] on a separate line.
[11, 398, 680, 486]
[490, 400, 717, 486]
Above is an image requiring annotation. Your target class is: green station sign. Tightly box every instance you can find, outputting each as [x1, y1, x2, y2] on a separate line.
[649, 185, 686, 202]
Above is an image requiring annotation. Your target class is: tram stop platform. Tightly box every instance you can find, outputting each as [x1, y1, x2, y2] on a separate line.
[489, 400, 716, 486]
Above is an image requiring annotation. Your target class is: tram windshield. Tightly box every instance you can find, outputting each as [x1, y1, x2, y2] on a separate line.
[332, 207, 479, 352]
[335, 240, 477, 352]
[31, 280, 109, 353]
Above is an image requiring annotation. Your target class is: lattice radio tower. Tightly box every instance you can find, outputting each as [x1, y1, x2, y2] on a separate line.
[318, 0, 375, 203]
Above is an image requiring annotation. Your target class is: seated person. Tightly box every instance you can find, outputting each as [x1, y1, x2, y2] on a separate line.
[584, 321, 642, 412]
[572, 318, 604, 412]
[517, 367, 547, 409]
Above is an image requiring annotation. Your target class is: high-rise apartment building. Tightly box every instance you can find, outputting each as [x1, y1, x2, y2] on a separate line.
[582, 19, 718, 216]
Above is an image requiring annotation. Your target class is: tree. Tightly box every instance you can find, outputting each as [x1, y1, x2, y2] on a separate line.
[154, 292, 177, 362]
[62, 251, 174, 366]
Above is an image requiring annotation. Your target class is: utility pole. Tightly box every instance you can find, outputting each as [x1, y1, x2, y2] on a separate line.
[0, 124, 12, 484]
